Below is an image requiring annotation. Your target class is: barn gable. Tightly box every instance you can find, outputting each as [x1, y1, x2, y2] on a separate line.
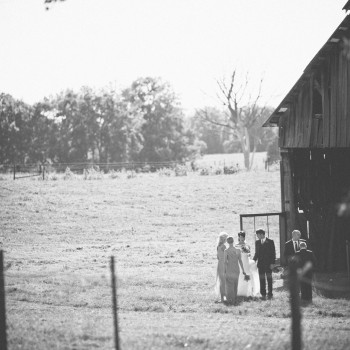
[265, 13, 350, 271]
[264, 15, 350, 148]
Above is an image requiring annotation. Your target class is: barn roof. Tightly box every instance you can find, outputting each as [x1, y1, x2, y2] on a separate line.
[263, 14, 350, 127]
[343, 1, 350, 12]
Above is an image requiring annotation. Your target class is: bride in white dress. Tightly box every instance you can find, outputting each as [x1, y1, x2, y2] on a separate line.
[235, 231, 260, 297]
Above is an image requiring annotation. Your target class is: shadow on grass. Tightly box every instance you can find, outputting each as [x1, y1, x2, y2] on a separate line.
[314, 272, 350, 300]
[275, 271, 350, 299]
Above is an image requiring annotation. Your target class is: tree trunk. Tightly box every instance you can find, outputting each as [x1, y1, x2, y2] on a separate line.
[249, 144, 257, 170]
[239, 125, 251, 170]
[243, 147, 250, 170]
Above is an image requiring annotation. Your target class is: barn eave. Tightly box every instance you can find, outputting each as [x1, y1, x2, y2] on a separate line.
[263, 14, 350, 128]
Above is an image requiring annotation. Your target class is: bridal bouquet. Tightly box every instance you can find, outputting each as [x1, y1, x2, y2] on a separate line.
[244, 274, 251, 282]
[241, 245, 250, 254]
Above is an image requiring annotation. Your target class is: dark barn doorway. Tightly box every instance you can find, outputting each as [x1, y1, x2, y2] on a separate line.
[289, 148, 350, 271]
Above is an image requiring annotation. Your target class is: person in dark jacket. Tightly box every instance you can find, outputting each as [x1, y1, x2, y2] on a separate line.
[295, 242, 317, 302]
[284, 229, 307, 265]
[253, 228, 276, 299]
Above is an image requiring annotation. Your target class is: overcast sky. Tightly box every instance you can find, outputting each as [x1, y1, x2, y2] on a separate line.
[0, 0, 346, 114]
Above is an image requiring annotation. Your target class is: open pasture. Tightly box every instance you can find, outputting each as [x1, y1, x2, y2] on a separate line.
[0, 168, 350, 349]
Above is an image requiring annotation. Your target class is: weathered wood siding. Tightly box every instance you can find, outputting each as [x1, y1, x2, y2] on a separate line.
[281, 149, 350, 271]
[279, 46, 350, 148]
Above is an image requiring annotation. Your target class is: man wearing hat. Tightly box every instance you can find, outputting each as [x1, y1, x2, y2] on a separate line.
[295, 242, 317, 302]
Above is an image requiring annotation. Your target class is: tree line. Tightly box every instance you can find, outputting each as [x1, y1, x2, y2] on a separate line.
[0, 76, 278, 169]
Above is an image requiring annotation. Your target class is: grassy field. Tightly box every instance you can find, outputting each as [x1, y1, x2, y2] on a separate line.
[0, 167, 350, 349]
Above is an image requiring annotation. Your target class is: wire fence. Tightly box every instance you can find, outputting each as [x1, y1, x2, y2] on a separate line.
[43, 161, 184, 174]
[0, 160, 251, 180]
[0, 153, 280, 179]
[0, 164, 44, 180]
[0, 161, 188, 180]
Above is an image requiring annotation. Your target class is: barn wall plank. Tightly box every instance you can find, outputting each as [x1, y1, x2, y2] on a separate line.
[341, 51, 348, 147]
[317, 118, 323, 146]
[337, 50, 343, 146]
[316, 69, 325, 147]
[329, 51, 337, 147]
[279, 111, 287, 147]
[288, 99, 296, 147]
[340, 52, 350, 147]
[297, 89, 303, 147]
[339, 50, 347, 147]
[323, 57, 330, 147]
[287, 105, 293, 148]
[305, 79, 313, 147]
[347, 51, 350, 146]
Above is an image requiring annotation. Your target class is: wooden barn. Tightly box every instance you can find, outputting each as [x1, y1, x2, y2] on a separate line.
[263, 11, 350, 271]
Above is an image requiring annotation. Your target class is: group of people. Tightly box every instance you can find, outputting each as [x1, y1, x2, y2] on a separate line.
[215, 228, 276, 305]
[215, 228, 317, 305]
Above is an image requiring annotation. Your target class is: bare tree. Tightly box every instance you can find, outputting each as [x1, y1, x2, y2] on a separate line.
[198, 70, 266, 170]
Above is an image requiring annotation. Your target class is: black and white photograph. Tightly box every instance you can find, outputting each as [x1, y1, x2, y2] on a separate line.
[1, 0, 350, 349]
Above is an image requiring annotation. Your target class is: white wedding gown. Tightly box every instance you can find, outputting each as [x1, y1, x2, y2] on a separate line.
[237, 250, 260, 297]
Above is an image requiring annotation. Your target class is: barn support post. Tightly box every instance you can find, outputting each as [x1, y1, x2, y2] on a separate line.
[280, 150, 297, 264]
[279, 212, 287, 265]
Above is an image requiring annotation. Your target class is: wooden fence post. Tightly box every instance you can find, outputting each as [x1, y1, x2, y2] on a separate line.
[289, 259, 302, 350]
[0, 250, 8, 350]
[110, 256, 120, 350]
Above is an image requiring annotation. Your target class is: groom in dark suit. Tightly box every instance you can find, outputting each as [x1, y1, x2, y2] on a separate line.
[253, 228, 276, 299]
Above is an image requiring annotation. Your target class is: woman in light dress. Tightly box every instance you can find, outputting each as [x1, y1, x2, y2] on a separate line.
[215, 232, 228, 302]
[235, 231, 260, 297]
[224, 236, 246, 304]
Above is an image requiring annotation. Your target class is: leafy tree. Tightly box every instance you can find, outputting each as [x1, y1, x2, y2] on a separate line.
[77, 87, 104, 162]
[27, 100, 58, 163]
[0, 93, 33, 165]
[38, 86, 146, 164]
[52, 89, 80, 163]
[113, 93, 144, 162]
[123, 77, 194, 162]
[0, 78, 198, 166]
